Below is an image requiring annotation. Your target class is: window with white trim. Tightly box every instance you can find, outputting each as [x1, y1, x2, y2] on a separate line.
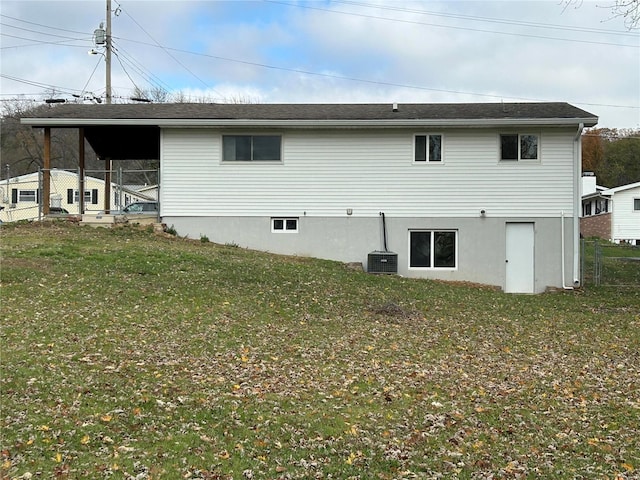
[18, 189, 37, 202]
[500, 134, 539, 161]
[409, 230, 457, 269]
[74, 190, 92, 203]
[223, 135, 282, 161]
[634, 198, 640, 211]
[272, 217, 298, 233]
[414, 134, 442, 162]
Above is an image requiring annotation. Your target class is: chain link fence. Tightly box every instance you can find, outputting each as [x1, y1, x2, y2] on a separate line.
[0, 168, 158, 223]
[581, 238, 640, 287]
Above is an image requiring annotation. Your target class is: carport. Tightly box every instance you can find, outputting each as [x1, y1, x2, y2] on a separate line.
[21, 107, 160, 214]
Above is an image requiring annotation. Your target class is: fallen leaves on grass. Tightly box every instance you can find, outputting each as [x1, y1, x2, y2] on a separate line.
[1, 223, 639, 479]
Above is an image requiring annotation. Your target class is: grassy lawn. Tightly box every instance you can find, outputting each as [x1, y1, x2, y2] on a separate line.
[1, 222, 639, 479]
[582, 240, 640, 287]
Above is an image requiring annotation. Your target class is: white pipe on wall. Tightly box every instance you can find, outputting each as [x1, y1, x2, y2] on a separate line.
[561, 210, 573, 290]
[573, 123, 584, 287]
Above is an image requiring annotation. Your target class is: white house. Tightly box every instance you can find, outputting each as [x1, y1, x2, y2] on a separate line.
[0, 169, 154, 222]
[580, 174, 640, 245]
[602, 182, 640, 245]
[22, 102, 598, 293]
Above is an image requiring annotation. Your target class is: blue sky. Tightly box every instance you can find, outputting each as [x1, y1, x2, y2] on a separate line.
[1, 0, 638, 128]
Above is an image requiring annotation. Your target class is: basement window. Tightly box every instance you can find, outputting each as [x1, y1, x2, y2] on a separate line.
[272, 217, 298, 233]
[409, 230, 457, 269]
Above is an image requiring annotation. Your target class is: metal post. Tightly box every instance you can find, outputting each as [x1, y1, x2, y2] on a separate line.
[79, 127, 85, 215]
[42, 127, 51, 215]
[106, 0, 112, 104]
[104, 158, 111, 213]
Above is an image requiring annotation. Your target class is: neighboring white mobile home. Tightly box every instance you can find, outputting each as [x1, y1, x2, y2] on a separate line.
[22, 103, 598, 293]
[0, 169, 154, 222]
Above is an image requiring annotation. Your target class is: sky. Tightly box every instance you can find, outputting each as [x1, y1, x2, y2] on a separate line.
[1, 0, 639, 128]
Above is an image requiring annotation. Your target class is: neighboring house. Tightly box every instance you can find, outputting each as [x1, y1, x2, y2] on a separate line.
[0, 169, 154, 223]
[581, 174, 640, 245]
[22, 102, 598, 293]
[580, 173, 612, 240]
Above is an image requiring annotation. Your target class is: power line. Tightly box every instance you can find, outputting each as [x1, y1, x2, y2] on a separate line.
[110, 36, 639, 110]
[0, 32, 91, 49]
[0, 22, 91, 42]
[266, 0, 639, 48]
[0, 13, 92, 36]
[117, 4, 222, 95]
[331, 0, 640, 37]
[0, 74, 85, 96]
[111, 40, 172, 92]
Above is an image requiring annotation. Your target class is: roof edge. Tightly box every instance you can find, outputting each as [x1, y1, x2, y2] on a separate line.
[22, 117, 598, 128]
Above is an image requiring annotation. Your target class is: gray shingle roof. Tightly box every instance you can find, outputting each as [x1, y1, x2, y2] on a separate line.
[23, 102, 597, 123]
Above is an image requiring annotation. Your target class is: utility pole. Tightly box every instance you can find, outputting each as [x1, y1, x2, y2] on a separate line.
[105, 0, 112, 104]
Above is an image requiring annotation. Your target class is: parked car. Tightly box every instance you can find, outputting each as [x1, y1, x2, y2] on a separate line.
[49, 207, 70, 214]
[99, 202, 158, 215]
[122, 201, 158, 214]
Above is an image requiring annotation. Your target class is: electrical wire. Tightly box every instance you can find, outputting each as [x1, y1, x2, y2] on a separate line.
[0, 32, 91, 49]
[109, 37, 639, 110]
[80, 55, 105, 100]
[0, 13, 92, 36]
[112, 47, 145, 97]
[117, 5, 223, 95]
[0, 22, 92, 41]
[111, 40, 172, 92]
[265, 0, 639, 48]
[330, 0, 640, 37]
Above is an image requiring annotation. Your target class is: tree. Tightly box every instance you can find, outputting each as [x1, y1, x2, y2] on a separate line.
[602, 136, 640, 186]
[563, 0, 640, 29]
[582, 128, 640, 187]
[1, 100, 101, 179]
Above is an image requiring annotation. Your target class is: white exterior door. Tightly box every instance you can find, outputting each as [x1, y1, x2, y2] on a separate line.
[505, 222, 535, 293]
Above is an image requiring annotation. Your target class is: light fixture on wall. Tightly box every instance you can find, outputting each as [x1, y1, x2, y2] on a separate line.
[480, 209, 486, 217]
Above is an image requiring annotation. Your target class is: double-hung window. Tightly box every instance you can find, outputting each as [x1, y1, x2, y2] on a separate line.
[409, 230, 457, 269]
[223, 135, 282, 162]
[500, 134, 539, 161]
[414, 134, 443, 162]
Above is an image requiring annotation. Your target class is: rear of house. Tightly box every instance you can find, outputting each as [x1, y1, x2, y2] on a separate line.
[21, 102, 597, 293]
[156, 103, 597, 293]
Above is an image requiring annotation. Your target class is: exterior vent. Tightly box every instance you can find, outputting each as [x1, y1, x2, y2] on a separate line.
[368, 251, 398, 274]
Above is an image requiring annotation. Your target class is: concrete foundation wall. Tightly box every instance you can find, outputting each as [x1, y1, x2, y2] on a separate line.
[163, 215, 574, 293]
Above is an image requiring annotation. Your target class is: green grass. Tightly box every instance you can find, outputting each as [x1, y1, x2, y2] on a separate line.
[1, 222, 639, 479]
[582, 239, 640, 286]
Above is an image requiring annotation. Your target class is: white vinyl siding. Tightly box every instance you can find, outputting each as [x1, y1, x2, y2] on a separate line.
[160, 128, 576, 218]
[610, 186, 640, 242]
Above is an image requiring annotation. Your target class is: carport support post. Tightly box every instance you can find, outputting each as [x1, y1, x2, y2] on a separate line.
[42, 127, 51, 215]
[79, 128, 85, 214]
[104, 157, 111, 214]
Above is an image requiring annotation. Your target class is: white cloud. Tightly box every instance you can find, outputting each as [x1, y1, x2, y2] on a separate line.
[1, 0, 638, 127]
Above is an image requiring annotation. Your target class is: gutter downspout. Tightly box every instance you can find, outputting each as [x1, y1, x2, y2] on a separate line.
[561, 211, 572, 290]
[569, 122, 585, 289]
